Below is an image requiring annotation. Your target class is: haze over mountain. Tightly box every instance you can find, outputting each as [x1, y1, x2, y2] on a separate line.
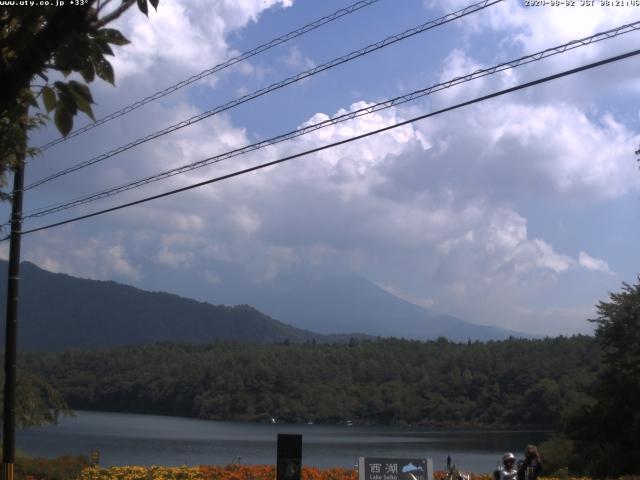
[195, 268, 531, 341]
[0, 260, 531, 351]
[0, 261, 357, 351]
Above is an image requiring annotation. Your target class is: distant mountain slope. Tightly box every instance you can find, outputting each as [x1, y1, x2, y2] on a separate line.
[0, 260, 532, 351]
[203, 271, 532, 341]
[0, 261, 359, 351]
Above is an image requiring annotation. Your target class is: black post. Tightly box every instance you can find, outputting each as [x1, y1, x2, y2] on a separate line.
[277, 434, 302, 480]
[2, 162, 25, 480]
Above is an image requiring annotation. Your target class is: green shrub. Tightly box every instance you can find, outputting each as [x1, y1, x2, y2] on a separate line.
[538, 436, 578, 475]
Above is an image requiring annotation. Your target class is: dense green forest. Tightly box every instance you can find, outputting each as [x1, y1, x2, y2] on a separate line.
[22, 335, 598, 429]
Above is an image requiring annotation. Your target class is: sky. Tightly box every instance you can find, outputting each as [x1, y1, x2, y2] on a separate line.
[3, 0, 640, 336]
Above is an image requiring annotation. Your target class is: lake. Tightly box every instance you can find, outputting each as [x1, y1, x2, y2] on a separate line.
[17, 411, 551, 473]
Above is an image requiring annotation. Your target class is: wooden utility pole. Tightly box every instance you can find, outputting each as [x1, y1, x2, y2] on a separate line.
[2, 160, 25, 480]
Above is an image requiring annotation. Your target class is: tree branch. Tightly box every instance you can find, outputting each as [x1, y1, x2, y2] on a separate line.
[96, 0, 114, 14]
[92, 0, 136, 29]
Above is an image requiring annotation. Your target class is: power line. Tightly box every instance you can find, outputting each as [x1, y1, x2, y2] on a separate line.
[19, 20, 640, 220]
[35, 0, 381, 153]
[11, 48, 640, 240]
[24, 0, 504, 191]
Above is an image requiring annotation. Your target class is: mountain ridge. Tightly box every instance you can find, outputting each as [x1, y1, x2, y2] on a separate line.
[200, 268, 532, 341]
[0, 260, 370, 351]
[0, 260, 532, 351]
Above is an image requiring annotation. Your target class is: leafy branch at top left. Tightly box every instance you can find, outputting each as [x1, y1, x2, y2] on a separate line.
[0, 0, 159, 197]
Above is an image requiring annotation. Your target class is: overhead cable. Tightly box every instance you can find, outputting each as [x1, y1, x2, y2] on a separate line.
[35, 0, 382, 152]
[25, 0, 504, 191]
[10, 47, 640, 239]
[20, 20, 640, 220]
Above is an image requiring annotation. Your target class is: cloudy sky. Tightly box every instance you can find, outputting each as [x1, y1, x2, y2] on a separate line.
[4, 0, 640, 336]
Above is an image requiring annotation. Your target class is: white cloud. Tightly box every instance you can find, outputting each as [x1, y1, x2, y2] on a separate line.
[156, 247, 192, 268]
[61, 95, 621, 307]
[154, 232, 212, 268]
[425, 1, 640, 110]
[106, 244, 141, 280]
[579, 251, 614, 275]
[280, 46, 315, 71]
[435, 48, 520, 105]
[513, 304, 597, 336]
[427, 0, 635, 53]
[21, 84, 630, 335]
[412, 100, 640, 201]
[24, 234, 140, 282]
[110, 0, 294, 80]
[486, 209, 573, 274]
[14, 0, 636, 337]
[203, 270, 222, 285]
[229, 205, 262, 235]
[378, 283, 437, 309]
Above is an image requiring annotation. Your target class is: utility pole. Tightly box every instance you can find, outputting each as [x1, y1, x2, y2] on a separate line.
[2, 160, 25, 480]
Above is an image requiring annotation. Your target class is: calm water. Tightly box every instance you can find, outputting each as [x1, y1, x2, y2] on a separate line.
[17, 411, 550, 473]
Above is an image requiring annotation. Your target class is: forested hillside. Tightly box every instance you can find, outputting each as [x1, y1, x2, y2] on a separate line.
[22, 336, 598, 429]
[0, 261, 529, 349]
[0, 261, 368, 350]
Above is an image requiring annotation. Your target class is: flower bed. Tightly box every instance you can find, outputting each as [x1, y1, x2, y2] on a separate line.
[78, 465, 637, 480]
[79, 465, 357, 480]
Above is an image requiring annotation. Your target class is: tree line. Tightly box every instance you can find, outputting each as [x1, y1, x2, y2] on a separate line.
[21, 335, 598, 429]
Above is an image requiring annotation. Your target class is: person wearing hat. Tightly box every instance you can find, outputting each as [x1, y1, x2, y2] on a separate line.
[494, 452, 518, 480]
[517, 445, 543, 480]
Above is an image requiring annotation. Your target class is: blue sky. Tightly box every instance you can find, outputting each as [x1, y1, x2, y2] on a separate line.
[3, 0, 640, 336]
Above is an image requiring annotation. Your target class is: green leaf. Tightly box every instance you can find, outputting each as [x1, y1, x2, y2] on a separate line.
[59, 93, 78, 116]
[68, 80, 94, 104]
[149, 0, 159, 10]
[62, 41, 91, 71]
[137, 0, 149, 16]
[53, 37, 92, 74]
[70, 49, 96, 83]
[79, 61, 95, 83]
[68, 81, 95, 121]
[54, 103, 73, 137]
[93, 56, 115, 85]
[42, 86, 56, 113]
[95, 39, 114, 56]
[96, 28, 130, 46]
[54, 82, 78, 116]
[75, 101, 95, 122]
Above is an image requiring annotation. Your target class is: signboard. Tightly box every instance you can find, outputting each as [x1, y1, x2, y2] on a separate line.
[358, 457, 433, 480]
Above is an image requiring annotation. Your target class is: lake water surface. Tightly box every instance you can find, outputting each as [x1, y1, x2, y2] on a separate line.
[17, 411, 551, 473]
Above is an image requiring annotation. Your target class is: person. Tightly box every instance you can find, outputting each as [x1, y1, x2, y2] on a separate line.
[517, 445, 543, 480]
[494, 452, 518, 480]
